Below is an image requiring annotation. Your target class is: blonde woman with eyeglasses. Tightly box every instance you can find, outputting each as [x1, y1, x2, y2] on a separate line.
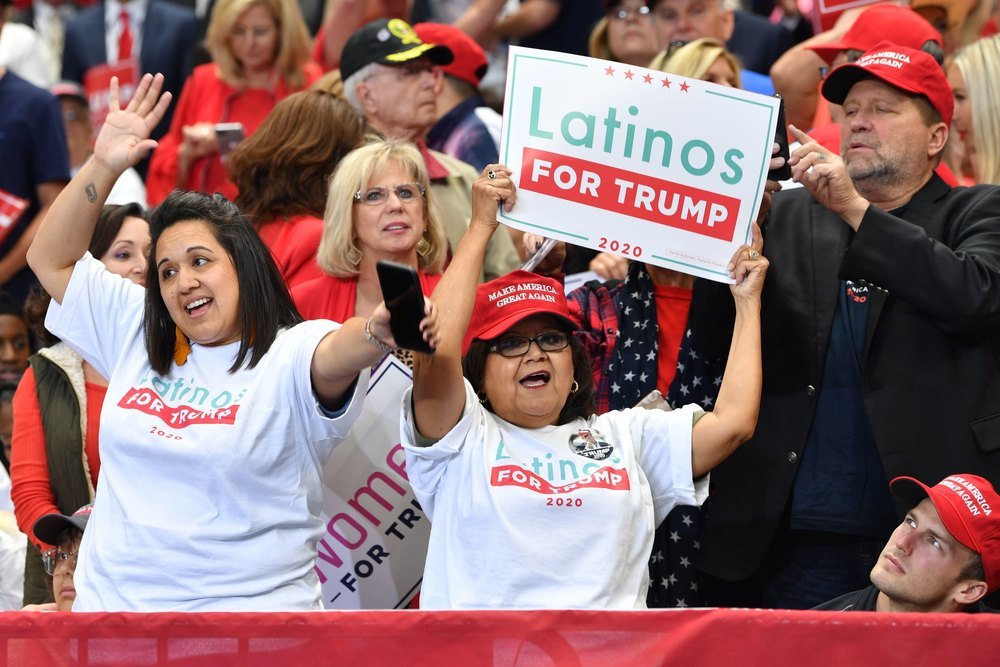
[291, 139, 448, 330]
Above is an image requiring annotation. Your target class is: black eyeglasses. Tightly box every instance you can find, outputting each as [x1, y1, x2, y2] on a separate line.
[353, 183, 426, 206]
[488, 332, 571, 357]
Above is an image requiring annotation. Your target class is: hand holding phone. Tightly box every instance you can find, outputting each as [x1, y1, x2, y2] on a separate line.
[376, 261, 435, 354]
[214, 122, 245, 159]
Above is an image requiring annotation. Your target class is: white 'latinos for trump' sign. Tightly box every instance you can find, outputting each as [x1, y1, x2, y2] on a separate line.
[499, 46, 780, 283]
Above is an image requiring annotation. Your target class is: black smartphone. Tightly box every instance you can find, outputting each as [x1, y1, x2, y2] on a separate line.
[376, 260, 434, 354]
[214, 122, 245, 158]
[768, 95, 791, 181]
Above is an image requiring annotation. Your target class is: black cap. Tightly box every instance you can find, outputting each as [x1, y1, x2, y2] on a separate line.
[340, 18, 453, 83]
[33, 504, 93, 546]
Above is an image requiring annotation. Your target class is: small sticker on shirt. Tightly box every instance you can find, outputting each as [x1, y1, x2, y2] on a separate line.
[845, 280, 869, 304]
[569, 428, 613, 460]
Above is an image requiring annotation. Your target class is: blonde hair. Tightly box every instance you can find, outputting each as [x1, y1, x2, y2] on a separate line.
[588, 16, 614, 61]
[207, 0, 312, 89]
[952, 35, 1000, 185]
[318, 139, 447, 278]
[649, 37, 742, 88]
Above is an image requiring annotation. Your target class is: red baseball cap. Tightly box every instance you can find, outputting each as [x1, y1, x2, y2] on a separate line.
[807, 5, 941, 65]
[890, 475, 1000, 591]
[821, 41, 953, 126]
[462, 270, 577, 354]
[413, 22, 489, 88]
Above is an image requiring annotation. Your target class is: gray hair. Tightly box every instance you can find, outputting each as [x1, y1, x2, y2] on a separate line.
[343, 62, 380, 113]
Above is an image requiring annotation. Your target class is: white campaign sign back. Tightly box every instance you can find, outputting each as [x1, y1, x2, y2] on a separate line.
[315, 355, 428, 609]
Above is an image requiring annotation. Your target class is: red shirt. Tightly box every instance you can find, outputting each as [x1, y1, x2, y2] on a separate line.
[292, 272, 443, 323]
[147, 63, 322, 205]
[257, 214, 325, 290]
[10, 367, 105, 548]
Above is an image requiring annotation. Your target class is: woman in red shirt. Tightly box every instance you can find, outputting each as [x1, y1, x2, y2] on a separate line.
[11, 204, 149, 606]
[146, 0, 320, 205]
[227, 89, 367, 290]
[292, 140, 448, 329]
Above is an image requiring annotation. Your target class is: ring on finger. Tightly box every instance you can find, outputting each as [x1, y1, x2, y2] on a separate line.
[487, 170, 497, 180]
[815, 153, 826, 161]
[748, 249, 760, 261]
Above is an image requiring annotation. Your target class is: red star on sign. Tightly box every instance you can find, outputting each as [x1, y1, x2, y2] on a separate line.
[624, 69, 635, 80]
[661, 77, 671, 88]
[679, 81, 690, 92]
[643, 73, 653, 84]
[605, 65, 616, 76]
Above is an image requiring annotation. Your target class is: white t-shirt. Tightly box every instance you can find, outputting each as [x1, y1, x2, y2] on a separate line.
[402, 380, 706, 609]
[46, 253, 370, 611]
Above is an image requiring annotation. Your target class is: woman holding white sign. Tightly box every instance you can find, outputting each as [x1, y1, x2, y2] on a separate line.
[25, 74, 436, 611]
[402, 164, 767, 609]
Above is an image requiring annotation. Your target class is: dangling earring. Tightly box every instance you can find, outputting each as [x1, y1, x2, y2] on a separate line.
[477, 390, 489, 405]
[570, 380, 579, 394]
[416, 233, 431, 258]
[173, 326, 191, 366]
[346, 244, 362, 267]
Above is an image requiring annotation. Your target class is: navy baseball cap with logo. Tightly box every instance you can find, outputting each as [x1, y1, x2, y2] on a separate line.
[33, 503, 93, 546]
[340, 18, 454, 83]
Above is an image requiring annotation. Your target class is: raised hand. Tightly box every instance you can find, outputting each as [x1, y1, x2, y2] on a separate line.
[727, 222, 768, 301]
[93, 73, 172, 174]
[471, 164, 517, 230]
[787, 124, 869, 229]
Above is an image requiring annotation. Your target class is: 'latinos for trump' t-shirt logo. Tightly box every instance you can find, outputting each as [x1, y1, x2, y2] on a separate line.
[117, 375, 246, 428]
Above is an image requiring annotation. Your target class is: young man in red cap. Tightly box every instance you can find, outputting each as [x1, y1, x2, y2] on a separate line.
[697, 42, 1000, 609]
[815, 475, 999, 612]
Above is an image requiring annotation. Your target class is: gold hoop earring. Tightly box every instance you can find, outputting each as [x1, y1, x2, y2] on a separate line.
[570, 380, 579, 394]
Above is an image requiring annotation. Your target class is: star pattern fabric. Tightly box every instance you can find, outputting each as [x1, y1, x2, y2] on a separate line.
[566, 263, 729, 607]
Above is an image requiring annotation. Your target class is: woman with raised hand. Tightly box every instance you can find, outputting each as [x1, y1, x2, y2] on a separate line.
[402, 165, 766, 609]
[25, 74, 435, 611]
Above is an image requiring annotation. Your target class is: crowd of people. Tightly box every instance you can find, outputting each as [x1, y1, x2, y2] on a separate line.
[0, 0, 999, 618]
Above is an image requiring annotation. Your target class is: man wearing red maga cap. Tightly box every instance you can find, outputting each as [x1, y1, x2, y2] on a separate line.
[816, 475, 1000, 612]
[697, 41, 1000, 609]
[771, 4, 943, 132]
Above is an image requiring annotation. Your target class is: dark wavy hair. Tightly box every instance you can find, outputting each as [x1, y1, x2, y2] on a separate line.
[144, 191, 302, 375]
[462, 334, 595, 425]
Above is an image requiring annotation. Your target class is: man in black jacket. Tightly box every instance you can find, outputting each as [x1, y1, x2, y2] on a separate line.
[816, 475, 999, 613]
[698, 41, 1000, 608]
